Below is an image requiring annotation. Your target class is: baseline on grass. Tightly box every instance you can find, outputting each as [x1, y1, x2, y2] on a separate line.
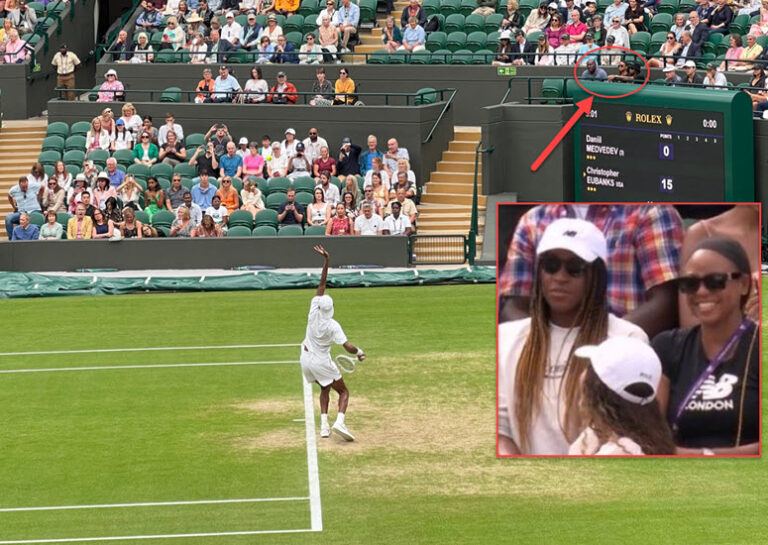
[0, 343, 324, 543]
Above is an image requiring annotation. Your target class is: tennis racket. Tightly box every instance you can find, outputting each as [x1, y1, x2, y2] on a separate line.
[334, 354, 357, 374]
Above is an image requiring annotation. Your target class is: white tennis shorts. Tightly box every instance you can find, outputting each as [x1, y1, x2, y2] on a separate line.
[300, 347, 341, 387]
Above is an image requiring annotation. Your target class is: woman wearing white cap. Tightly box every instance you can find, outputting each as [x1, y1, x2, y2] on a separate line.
[498, 218, 647, 455]
[302, 245, 366, 441]
[569, 337, 675, 455]
[97, 69, 125, 103]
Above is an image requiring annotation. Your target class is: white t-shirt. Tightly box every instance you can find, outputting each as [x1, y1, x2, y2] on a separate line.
[383, 213, 411, 235]
[497, 314, 647, 455]
[302, 296, 347, 361]
[354, 214, 383, 235]
[568, 426, 645, 455]
[205, 204, 228, 225]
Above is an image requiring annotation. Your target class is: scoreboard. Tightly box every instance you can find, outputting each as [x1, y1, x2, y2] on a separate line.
[569, 82, 754, 202]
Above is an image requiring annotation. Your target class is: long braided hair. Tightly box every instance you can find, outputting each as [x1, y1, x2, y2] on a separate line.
[513, 257, 610, 453]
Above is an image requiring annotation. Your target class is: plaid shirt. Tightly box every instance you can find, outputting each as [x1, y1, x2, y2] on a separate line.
[499, 205, 683, 317]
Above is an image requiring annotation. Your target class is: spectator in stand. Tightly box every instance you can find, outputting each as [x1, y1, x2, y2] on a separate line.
[316, 170, 340, 206]
[135, 1, 163, 33]
[163, 16, 186, 50]
[623, 0, 646, 34]
[111, 119, 134, 151]
[131, 32, 154, 63]
[581, 58, 608, 79]
[170, 206, 195, 237]
[326, 202, 353, 235]
[565, 10, 588, 43]
[535, 34, 554, 65]
[359, 135, 383, 175]
[302, 128, 328, 164]
[6, 174, 43, 237]
[105, 197, 124, 225]
[99, 108, 116, 140]
[194, 68, 215, 103]
[165, 174, 190, 210]
[493, 30, 516, 66]
[337, 136, 361, 179]
[67, 173, 89, 213]
[3, 29, 28, 64]
[523, 2, 549, 34]
[216, 176, 240, 214]
[67, 204, 93, 240]
[287, 142, 312, 180]
[189, 29, 208, 62]
[272, 33, 299, 63]
[254, 34, 275, 64]
[344, 174, 359, 204]
[662, 64, 682, 85]
[42, 176, 66, 213]
[158, 113, 184, 147]
[133, 131, 159, 166]
[193, 213, 223, 237]
[277, 188, 304, 227]
[283, 128, 300, 156]
[501, 0, 522, 30]
[604, 0, 627, 25]
[0, 18, 14, 44]
[266, 141, 288, 177]
[354, 202, 383, 235]
[103, 158, 125, 189]
[118, 206, 143, 238]
[190, 140, 219, 177]
[745, 63, 767, 107]
[118, 175, 143, 210]
[7, 0, 37, 34]
[243, 141, 266, 177]
[39, 210, 63, 240]
[687, 11, 709, 51]
[144, 177, 166, 219]
[382, 15, 402, 52]
[681, 59, 704, 85]
[342, 190, 357, 221]
[300, 33, 324, 64]
[179, 191, 203, 225]
[51, 44, 82, 101]
[219, 141, 243, 178]
[79, 190, 96, 220]
[97, 69, 124, 102]
[606, 14, 630, 48]
[364, 157, 390, 190]
[703, 62, 728, 88]
[382, 138, 408, 175]
[120, 103, 143, 137]
[386, 187, 417, 225]
[258, 13, 283, 44]
[205, 64, 241, 102]
[382, 200, 412, 236]
[244, 66, 269, 102]
[141, 116, 159, 145]
[649, 32, 680, 68]
[309, 66, 334, 105]
[399, 16, 426, 52]
[369, 172, 388, 204]
[91, 208, 117, 240]
[333, 66, 355, 105]
[205, 122, 232, 155]
[206, 194, 229, 228]
[546, 12, 566, 49]
[708, 0, 733, 34]
[733, 33, 762, 70]
[400, 0, 426, 29]
[357, 185, 385, 217]
[241, 13, 262, 50]
[267, 71, 298, 103]
[749, 0, 768, 35]
[51, 161, 72, 191]
[159, 131, 186, 166]
[192, 169, 217, 209]
[308, 187, 331, 226]
[92, 174, 118, 211]
[390, 170, 416, 200]
[720, 34, 743, 70]
[318, 14, 339, 62]
[395, 158, 416, 187]
[336, 0, 359, 50]
[206, 28, 238, 62]
[240, 179, 264, 218]
[317, 0, 337, 26]
[554, 33, 578, 65]
[221, 11, 243, 45]
[313, 145, 336, 180]
[576, 32, 599, 65]
[10, 212, 38, 241]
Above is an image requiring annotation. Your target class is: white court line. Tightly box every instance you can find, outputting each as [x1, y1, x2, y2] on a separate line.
[0, 361, 298, 374]
[302, 379, 323, 532]
[0, 528, 315, 544]
[0, 497, 309, 513]
[0, 344, 300, 357]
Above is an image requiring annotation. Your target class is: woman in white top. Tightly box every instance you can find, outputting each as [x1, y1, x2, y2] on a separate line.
[188, 31, 208, 64]
[163, 17, 186, 51]
[244, 66, 269, 103]
[258, 16, 283, 45]
[85, 117, 111, 151]
[52, 161, 72, 191]
[308, 187, 331, 226]
[299, 33, 323, 64]
[111, 119, 134, 151]
[117, 175, 143, 210]
[316, 1, 337, 26]
[497, 218, 647, 455]
[119, 103, 143, 137]
[240, 179, 265, 219]
[534, 35, 554, 66]
[131, 32, 154, 63]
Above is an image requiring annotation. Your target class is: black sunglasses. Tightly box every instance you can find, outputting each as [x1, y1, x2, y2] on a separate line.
[677, 272, 742, 294]
[540, 254, 588, 277]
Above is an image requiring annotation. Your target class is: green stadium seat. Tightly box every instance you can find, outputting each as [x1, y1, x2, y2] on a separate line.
[484, 13, 504, 32]
[228, 210, 253, 229]
[466, 31, 487, 51]
[650, 31, 668, 52]
[284, 14, 304, 33]
[426, 31, 448, 52]
[368, 49, 390, 63]
[473, 49, 494, 64]
[284, 31, 304, 48]
[43, 164, 54, 178]
[268, 177, 291, 192]
[251, 225, 277, 236]
[718, 34, 734, 56]
[63, 150, 85, 165]
[463, 13, 485, 33]
[304, 225, 327, 236]
[704, 33, 724, 54]
[67, 165, 81, 177]
[519, 0, 539, 16]
[409, 49, 432, 63]
[226, 225, 252, 237]
[360, 0, 377, 24]
[153, 50, 178, 63]
[729, 14, 749, 35]
[235, 14, 248, 27]
[38, 150, 61, 166]
[174, 163, 198, 177]
[541, 78, 565, 102]
[278, 224, 303, 236]
[423, 0, 441, 16]
[429, 13, 445, 30]
[113, 149, 134, 168]
[135, 210, 150, 225]
[756, 35, 768, 49]
[231, 177, 243, 192]
[414, 87, 437, 104]
[185, 133, 206, 150]
[87, 149, 109, 165]
[387, 50, 410, 63]
[266, 192, 287, 210]
[650, 13, 673, 34]
[150, 31, 164, 47]
[526, 30, 543, 43]
[150, 210, 175, 228]
[487, 30, 501, 49]
[446, 31, 468, 51]
[658, 0, 679, 14]
[127, 164, 151, 179]
[459, 0, 476, 16]
[160, 87, 181, 102]
[440, 0, 461, 16]
[46, 122, 69, 138]
[597, 0, 613, 11]
[429, 48, 452, 63]
[292, 177, 316, 192]
[88, 85, 101, 102]
[151, 163, 173, 179]
[295, 191, 313, 207]
[56, 211, 71, 228]
[299, 0, 319, 16]
[69, 121, 91, 137]
[28, 211, 45, 227]
[444, 13, 465, 33]
[42, 136, 64, 153]
[254, 209, 279, 228]
[696, 52, 715, 69]
[630, 31, 650, 54]
[27, 1, 44, 17]
[449, 48, 474, 63]
[64, 135, 86, 152]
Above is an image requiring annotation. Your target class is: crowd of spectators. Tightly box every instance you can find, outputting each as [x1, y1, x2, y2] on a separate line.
[6, 105, 419, 239]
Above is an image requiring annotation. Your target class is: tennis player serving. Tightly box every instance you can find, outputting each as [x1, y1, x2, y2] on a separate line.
[301, 245, 366, 441]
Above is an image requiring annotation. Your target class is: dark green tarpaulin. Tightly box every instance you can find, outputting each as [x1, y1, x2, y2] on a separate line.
[0, 267, 496, 299]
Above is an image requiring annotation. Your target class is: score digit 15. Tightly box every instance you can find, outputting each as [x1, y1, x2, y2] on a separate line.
[660, 177, 674, 193]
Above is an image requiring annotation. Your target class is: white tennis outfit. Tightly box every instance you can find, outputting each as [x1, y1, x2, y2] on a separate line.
[301, 295, 347, 386]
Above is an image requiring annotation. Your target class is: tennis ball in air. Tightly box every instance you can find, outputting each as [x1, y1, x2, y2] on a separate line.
[266, 155, 272, 161]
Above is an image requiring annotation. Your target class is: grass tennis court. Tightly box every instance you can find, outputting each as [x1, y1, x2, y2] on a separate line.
[0, 284, 764, 544]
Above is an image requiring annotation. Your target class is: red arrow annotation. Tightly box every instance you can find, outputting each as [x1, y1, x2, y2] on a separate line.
[530, 96, 594, 172]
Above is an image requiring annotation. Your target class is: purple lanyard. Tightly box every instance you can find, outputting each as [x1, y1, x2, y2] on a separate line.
[672, 318, 752, 428]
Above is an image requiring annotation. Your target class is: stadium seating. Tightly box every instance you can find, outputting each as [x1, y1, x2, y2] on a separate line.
[278, 225, 303, 236]
[254, 209, 279, 228]
[226, 225, 252, 237]
[304, 225, 327, 235]
[251, 225, 278, 236]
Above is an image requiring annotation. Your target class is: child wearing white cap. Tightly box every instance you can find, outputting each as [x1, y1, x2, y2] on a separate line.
[568, 337, 674, 455]
[498, 218, 648, 455]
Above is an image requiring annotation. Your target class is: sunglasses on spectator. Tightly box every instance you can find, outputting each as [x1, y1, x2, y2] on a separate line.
[309, 132, 317, 135]
[222, 180, 231, 184]
[677, 272, 743, 294]
[667, 36, 674, 39]
[539, 254, 588, 277]
[340, 70, 347, 74]
[172, 178, 181, 181]
[141, 135, 150, 139]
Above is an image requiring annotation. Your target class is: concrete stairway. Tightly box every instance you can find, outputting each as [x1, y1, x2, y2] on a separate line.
[417, 126, 486, 258]
[354, 0, 410, 58]
[0, 120, 47, 239]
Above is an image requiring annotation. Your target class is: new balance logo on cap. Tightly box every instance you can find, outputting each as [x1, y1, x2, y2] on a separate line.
[563, 230, 578, 237]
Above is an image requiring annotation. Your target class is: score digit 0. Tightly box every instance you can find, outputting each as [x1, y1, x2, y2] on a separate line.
[659, 143, 674, 161]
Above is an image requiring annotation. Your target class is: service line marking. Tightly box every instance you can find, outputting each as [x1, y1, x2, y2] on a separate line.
[0, 361, 299, 374]
[0, 344, 301, 357]
[0, 528, 315, 544]
[0, 497, 309, 513]
[302, 378, 323, 532]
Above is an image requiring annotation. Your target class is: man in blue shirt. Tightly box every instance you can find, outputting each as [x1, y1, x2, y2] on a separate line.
[336, 0, 360, 50]
[191, 170, 217, 209]
[6, 176, 42, 238]
[106, 157, 125, 189]
[205, 64, 242, 103]
[11, 213, 39, 240]
[576, 33, 599, 66]
[359, 135, 383, 175]
[581, 58, 608, 80]
[135, 1, 163, 34]
[400, 17, 426, 52]
[219, 142, 244, 178]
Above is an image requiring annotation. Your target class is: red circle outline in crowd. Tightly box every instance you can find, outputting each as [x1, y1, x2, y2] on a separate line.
[573, 46, 650, 99]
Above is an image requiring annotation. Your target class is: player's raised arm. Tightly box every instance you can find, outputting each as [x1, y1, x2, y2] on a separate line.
[314, 245, 329, 296]
[343, 341, 365, 361]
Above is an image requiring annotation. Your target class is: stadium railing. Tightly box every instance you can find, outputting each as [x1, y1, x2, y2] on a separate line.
[407, 234, 469, 265]
[468, 139, 493, 266]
